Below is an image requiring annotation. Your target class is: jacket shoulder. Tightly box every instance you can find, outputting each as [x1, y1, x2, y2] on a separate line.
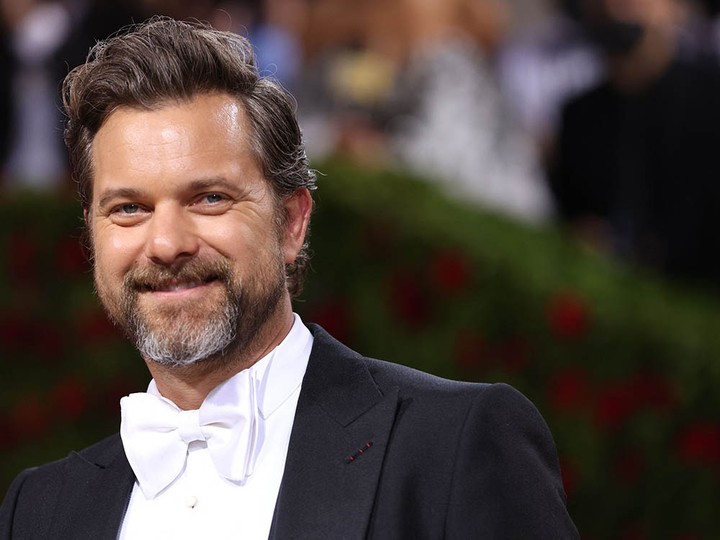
[307, 324, 578, 538]
[0, 433, 123, 539]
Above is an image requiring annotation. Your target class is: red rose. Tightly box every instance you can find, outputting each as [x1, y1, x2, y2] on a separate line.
[386, 270, 431, 329]
[52, 377, 90, 421]
[430, 250, 472, 295]
[547, 292, 590, 340]
[10, 394, 50, 440]
[594, 382, 638, 431]
[76, 309, 122, 343]
[676, 421, 720, 467]
[594, 373, 676, 431]
[494, 337, 530, 374]
[56, 236, 89, 277]
[547, 368, 592, 414]
[453, 330, 486, 372]
[306, 299, 352, 343]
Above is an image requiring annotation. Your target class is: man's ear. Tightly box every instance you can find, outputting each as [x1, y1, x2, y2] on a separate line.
[83, 208, 89, 226]
[282, 188, 313, 264]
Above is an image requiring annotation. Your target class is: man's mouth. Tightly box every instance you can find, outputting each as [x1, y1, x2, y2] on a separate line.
[140, 276, 218, 293]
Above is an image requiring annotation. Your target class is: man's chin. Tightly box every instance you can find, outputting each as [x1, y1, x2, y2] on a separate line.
[127, 305, 237, 366]
[136, 330, 235, 368]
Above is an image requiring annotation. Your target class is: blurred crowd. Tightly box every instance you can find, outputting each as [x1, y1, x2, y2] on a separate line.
[2, 0, 720, 285]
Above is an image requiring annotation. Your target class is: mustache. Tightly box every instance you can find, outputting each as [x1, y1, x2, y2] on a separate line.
[123, 258, 233, 292]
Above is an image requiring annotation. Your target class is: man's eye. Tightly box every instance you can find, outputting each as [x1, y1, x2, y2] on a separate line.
[118, 203, 140, 214]
[203, 193, 225, 204]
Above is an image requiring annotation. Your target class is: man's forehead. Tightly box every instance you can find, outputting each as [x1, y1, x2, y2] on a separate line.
[90, 93, 257, 170]
[88, 93, 265, 200]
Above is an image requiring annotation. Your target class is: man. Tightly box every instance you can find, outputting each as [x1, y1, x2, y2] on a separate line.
[0, 17, 578, 539]
[549, 0, 720, 285]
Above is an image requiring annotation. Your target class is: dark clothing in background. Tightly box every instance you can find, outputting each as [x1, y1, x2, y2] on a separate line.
[551, 59, 720, 284]
[56, 1, 144, 82]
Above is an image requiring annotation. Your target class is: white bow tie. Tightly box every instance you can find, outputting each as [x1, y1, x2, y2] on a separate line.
[120, 369, 260, 499]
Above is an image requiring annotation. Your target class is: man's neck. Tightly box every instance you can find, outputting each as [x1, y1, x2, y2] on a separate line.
[144, 301, 295, 410]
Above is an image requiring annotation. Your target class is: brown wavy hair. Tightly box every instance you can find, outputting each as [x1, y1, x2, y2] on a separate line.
[62, 16, 316, 297]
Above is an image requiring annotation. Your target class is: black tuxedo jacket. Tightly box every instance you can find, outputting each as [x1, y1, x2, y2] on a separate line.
[0, 325, 578, 539]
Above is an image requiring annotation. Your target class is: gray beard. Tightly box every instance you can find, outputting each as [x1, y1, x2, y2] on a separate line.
[111, 257, 285, 368]
[128, 290, 240, 367]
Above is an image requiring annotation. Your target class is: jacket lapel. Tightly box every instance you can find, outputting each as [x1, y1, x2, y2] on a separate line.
[48, 434, 135, 539]
[269, 325, 399, 539]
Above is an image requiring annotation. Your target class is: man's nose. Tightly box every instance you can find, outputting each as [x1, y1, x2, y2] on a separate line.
[143, 204, 200, 265]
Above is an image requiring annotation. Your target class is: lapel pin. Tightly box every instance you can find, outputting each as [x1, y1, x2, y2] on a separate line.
[346, 441, 374, 464]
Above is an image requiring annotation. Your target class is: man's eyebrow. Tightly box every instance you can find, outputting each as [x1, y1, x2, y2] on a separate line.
[97, 188, 146, 209]
[188, 177, 242, 193]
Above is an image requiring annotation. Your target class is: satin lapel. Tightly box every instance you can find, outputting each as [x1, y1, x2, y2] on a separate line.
[269, 326, 399, 540]
[48, 435, 135, 539]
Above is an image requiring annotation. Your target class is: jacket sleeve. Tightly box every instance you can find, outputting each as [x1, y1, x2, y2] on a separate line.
[0, 468, 34, 540]
[445, 383, 579, 539]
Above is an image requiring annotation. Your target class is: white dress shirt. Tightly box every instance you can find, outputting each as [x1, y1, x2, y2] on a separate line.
[117, 314, 313, 540]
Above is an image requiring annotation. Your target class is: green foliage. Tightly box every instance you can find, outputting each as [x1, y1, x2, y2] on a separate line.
[2, 161, 720, 537]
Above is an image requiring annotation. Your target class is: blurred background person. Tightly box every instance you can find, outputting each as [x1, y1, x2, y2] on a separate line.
[548, 0, 720, 285]
[295, 0, 553, 224]
[292, 0, 389, 160]
[0, 0, 143, 191]
[1, 0, 73, 190]
[385, 0, 554, 223]
[497, 0, 603, 163]
[211, 0, 305, 90]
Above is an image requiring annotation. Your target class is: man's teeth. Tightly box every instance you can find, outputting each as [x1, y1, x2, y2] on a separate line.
[155, 280, 202, 292]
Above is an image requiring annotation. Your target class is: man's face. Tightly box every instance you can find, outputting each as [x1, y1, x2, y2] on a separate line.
[88, 93, 296, 367]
